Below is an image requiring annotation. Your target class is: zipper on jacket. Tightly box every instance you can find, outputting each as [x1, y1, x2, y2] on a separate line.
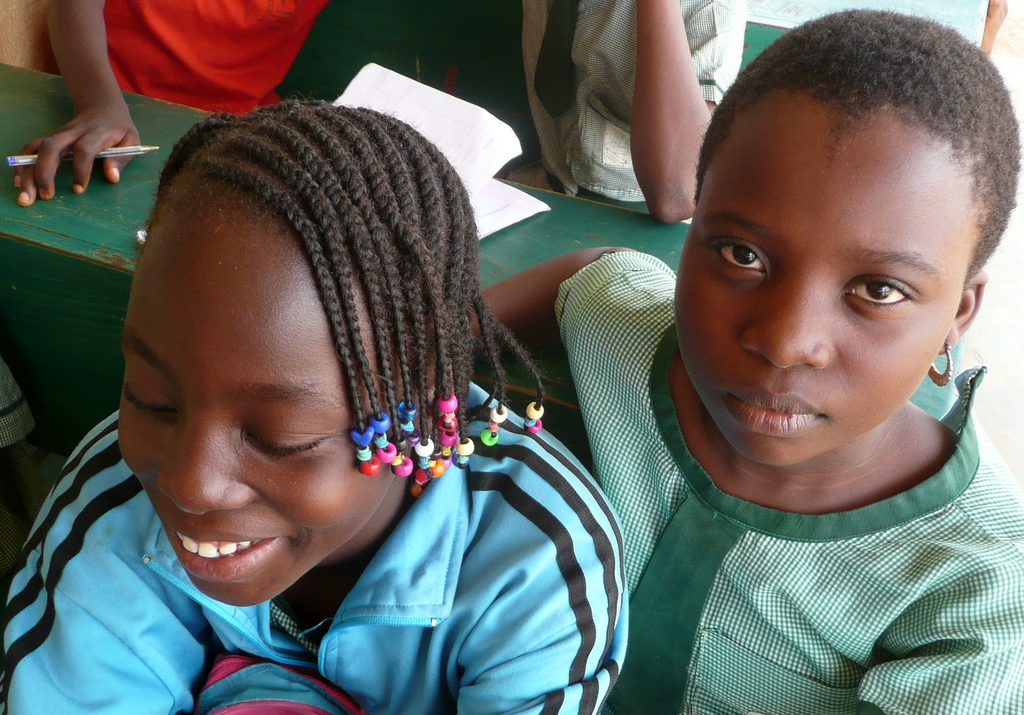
[143, 555, 313, 667]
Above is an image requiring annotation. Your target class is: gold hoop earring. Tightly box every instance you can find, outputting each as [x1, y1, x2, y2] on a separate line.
[928, 342, 954, 387]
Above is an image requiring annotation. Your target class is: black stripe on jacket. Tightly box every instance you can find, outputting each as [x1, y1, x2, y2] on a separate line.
[3, 426, 141, 702]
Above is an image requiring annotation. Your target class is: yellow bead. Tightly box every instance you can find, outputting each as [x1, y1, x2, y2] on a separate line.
[526, 402, 545, 420]
[456, 438, 475, 456]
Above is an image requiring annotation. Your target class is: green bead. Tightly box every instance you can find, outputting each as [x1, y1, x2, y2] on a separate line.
[480, 429, 498, 446]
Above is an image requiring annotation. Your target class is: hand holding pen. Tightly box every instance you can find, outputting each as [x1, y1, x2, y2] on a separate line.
[13, 99, 142, 207]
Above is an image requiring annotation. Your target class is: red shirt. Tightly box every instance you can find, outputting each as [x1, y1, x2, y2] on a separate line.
[104, 0, 330, 113]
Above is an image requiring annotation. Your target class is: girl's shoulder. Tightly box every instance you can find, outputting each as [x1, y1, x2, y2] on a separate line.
[22, 412, 152, 562]
[462, 383, 624, 570]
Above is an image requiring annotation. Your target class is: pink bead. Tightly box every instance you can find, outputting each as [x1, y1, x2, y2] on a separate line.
[487, 421, 499, 433]
[393, 457, 414, 478]
[439, 430, 458, 447]
[376, 442, 398, 463]
[527, 419, 543, 434]
[436, 394, 459, 414]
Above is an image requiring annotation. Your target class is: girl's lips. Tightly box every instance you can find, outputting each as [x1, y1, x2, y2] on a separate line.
[725, 392, 822, 437]
[170, 529, 281, 584]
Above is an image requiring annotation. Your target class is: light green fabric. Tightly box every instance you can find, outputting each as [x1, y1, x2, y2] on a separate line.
[558, 251, 1024, 715]
[524, 0, 745, 201]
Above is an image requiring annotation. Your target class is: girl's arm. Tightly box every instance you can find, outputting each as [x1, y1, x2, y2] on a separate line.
[630, 0, 711, 223]
[483, 248, 626, 347]
[15, 0, 140, 206]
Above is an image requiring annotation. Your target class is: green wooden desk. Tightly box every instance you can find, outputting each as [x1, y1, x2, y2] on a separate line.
[0, 64, 206, 456]
[0, 63, 688, 462]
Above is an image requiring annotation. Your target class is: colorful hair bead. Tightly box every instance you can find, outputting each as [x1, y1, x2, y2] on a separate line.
[479, 403, 506, 447]
[351, 425, 378, 474]
[359, 456, 381, 476]
[526, 402, 544, 420]
[455, 437, 474, 468]
[430, 460, 446, 478]
[436, 394, 459, 414]
[350, 425, 375, 447]
[377, 442, 398, 463]
[393, 456, 414, 478]
[524, 401, 545, 434]
[439, 430, 458, 448]
[369, 412, 391, 434]
[480, 429, 498, 447]
[397, 401, 418, 423]
[397, 402, 419, 446]
[414, 438, 434, 470]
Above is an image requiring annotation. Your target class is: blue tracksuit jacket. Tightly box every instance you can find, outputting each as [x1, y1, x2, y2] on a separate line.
[2, 384, 626, 714]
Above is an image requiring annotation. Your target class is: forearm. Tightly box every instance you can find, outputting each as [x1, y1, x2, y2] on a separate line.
[631, 0, 710, 223]
[48, 0, 124, 113]
[483, 248, 624, 347]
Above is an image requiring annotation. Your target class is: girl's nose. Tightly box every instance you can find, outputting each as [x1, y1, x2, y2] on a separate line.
[156, 423, 253, 514]
[739, 286, 835, 370]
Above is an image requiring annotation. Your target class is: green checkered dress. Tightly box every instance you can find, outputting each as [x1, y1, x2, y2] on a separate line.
[556, 252, 1024, 714]
[523, 0, 746, 201]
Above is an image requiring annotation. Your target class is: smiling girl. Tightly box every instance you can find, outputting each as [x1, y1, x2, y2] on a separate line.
[2, 101, 625, 714]
[487, 10, 1024, 714]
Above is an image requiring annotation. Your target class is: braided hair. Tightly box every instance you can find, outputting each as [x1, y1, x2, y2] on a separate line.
[696, 10, 1020, 279]
[151, 99, 543, 467]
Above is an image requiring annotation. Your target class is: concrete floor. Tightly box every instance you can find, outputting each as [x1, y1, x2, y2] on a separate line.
[966, 12, 1024, 484]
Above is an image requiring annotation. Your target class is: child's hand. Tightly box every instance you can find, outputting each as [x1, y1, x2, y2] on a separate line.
[14, 99, 140, 206]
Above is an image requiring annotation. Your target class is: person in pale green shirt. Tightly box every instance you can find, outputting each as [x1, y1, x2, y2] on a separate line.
[488, 10, 1023, 714]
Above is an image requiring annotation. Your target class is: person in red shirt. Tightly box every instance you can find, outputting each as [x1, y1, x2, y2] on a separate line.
[14, 0, 329, 206]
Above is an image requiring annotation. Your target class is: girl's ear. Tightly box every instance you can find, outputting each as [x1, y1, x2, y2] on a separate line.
[944, 270, 988, 348]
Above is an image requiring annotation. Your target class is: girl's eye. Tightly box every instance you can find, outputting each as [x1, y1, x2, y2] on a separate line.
[246, 434, 326, 457]
[719, 244, 765, 271]
[852, 280, 909, 305]
[122, 384, 177, 417]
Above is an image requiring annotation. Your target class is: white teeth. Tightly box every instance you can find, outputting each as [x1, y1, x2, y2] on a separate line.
[180, 534, 199, 554]
[197, 542, 219, 558]
[176, 532, 258, 559]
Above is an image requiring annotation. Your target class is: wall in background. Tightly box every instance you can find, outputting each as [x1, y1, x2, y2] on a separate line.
[0, 0, 57, 73]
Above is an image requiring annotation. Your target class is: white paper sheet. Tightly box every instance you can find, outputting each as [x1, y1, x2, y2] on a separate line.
[334, 63, 549, 238]
[474, 179, 551, 238]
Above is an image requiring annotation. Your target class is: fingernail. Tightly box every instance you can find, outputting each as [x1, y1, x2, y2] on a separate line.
[17, 191, 31, 206]
[73, 183, 85, 194]
[13, 175, 20, 188]
[110, 167, 120, 182]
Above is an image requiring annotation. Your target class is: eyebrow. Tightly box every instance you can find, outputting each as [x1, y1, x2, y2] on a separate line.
[700, 211, 943, 276]
[122, 328, 174, 380]
[226, 382, 341, 408]
[855, 249, 942, 277]
[698, 211, 775, 239]
[121, 327, 341, 408]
